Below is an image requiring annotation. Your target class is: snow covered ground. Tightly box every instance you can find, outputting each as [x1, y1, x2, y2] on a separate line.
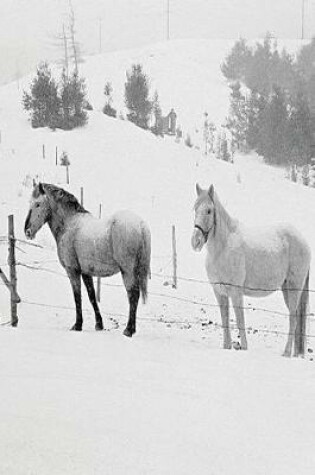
[0, 39, 315, 474]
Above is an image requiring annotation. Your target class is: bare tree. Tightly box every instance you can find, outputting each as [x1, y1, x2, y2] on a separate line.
[50, 23, 70, 78]
[68, 0, 83, 73]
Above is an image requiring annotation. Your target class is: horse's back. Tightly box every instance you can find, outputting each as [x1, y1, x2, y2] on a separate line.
[243, 222, 310, 263]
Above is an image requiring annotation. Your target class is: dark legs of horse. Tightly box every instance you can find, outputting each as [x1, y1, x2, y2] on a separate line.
[67, 270, 83, 331]
[82, 274, 104, 331]
[123, 285, 140, 337]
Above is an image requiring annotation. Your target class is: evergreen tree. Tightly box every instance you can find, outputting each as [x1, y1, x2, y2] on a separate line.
[246, 34, 274, 95]
[124, 64, 152, 129]
[246, 90, 267, 150]
[258, 86, 289, 164]
[226, 81, 247, 151]
[151, 90, 163, 136]
[287, 92, 312, 165]
[60, 70, 88, 129]
[22, 63, 61, 129]
[103, 81, 117, 118]
[220, 133, 232, 162]
[221, 38, 252, 83]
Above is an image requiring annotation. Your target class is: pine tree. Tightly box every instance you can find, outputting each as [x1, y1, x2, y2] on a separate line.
[226, 81, 247, 151]
[221, 38, 252, 83]
[246, 90, 267, 151]
[124, 64, 152, 129]
[246, 34, 274, 95]
[220, 133, 232, 162]
[22, 63, 61, 129]
[287, 92, 312, 165]
[258, 86, 290, 164]
[103, 81, 117, 118]
[151, 90, 163, 136]
[60, 70, 87, 129]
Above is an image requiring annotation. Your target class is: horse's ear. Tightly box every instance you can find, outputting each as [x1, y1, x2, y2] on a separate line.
[208, 184, 214, 201]
[38, 183, 45, 195]
[196, 183, 202, 196]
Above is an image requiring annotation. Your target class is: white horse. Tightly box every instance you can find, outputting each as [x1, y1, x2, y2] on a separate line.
[191, 183, 311, 357]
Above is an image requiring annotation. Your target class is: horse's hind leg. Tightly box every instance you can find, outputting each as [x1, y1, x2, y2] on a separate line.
[121, 270, 140, 337]
[230, 291, 248, 350]
[82, 274, 104, 331]
[282, 281, 300, 357]
[124, 286, 140, 337]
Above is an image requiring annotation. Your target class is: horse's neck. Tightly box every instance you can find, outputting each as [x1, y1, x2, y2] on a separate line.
[210, 197, 238, 251]
[48, 203, 73, 242]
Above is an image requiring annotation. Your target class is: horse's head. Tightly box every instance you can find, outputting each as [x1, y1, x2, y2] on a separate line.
[24, 182, 51, 239]
[191, 183, 216, 252]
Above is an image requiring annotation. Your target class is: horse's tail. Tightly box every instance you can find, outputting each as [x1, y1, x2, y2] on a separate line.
[295, 269, 310, 356]
[135, 224, 151, 303]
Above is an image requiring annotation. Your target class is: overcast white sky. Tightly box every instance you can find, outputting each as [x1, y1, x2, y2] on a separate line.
[1, 0, 315, 84]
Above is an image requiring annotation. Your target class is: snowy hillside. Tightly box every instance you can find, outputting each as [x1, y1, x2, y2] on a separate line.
[1, 39, 315, 474]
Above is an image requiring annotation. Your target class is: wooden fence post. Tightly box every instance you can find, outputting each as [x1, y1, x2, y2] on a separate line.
[96, 204, 102, 302]
[42, 144, 45, 159]
[8, 215, 19, 327]
[80, 187, 84, 206]
[55, 146, 58, 166]
[172, 225, 177, 289]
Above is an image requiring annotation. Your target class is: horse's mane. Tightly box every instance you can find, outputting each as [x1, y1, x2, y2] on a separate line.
[34, 184, 88, 214]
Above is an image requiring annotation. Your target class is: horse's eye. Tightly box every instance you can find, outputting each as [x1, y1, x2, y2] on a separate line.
[207, 209, 211, 215]
[35, 203, 40, 208]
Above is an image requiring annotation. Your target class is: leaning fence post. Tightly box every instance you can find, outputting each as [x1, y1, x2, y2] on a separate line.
[172, 225, 177, 289]
[96, 204, 102, 302]
[8, 215, 19, 327]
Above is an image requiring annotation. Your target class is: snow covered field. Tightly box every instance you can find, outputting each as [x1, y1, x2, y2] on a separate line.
[1, 39, 315, 474]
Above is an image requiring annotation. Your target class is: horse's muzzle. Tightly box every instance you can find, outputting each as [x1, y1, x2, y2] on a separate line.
[191, 228, 205, 252]
[25, 228, 34, 240]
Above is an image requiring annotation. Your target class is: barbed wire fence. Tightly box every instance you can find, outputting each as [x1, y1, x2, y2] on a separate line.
[1, 221, 315, 347]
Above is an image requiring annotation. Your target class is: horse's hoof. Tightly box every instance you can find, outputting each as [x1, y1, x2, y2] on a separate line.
[70, 324, 82, 331]
[123, 328, 133, 337]
[95, 322, 104, 331]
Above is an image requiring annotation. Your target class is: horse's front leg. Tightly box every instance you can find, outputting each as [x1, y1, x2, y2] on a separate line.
[67, 269, 83, 331]
[231, 291, 248, 350]
[213, 287, 232, 349]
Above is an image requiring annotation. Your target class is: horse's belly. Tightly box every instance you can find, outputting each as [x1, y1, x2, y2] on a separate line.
[75, 236, 119, 277]
[244, 251, 288, 296]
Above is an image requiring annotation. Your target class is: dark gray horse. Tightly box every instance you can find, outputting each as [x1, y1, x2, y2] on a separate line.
[24, 183, 151, 336]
